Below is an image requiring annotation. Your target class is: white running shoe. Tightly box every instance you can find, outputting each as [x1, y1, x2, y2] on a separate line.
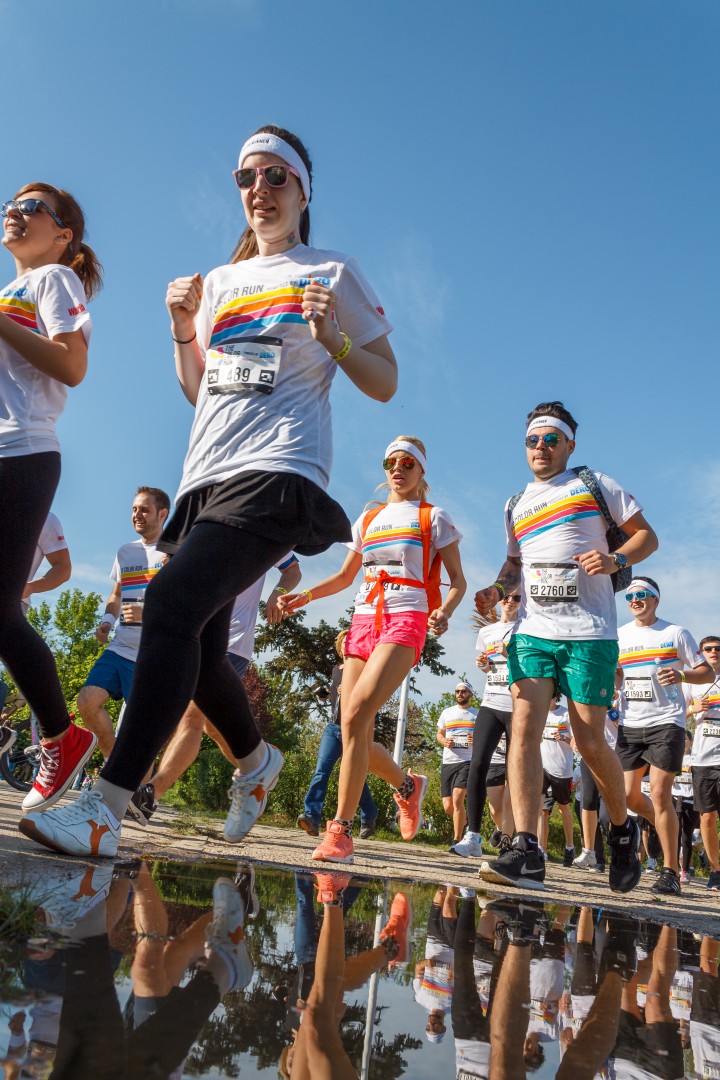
[18, 790, 121, 858]
[450, 831, 484, 858]
[572, 849, 598, 870]
[26, 864, 114, 933]
[205, 877, 253, 991]
[224, 744, 284, 842]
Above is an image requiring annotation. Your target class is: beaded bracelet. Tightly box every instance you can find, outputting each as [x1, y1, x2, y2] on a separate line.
[330, 333, 352, 362]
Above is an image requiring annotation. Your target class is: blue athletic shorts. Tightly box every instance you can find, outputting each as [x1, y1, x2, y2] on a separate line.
[84, 649, 136, 702]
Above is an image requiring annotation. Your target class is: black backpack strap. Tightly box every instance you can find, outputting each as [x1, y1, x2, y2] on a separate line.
[507, 489, 524, 517]
[572, 466, 617, 531]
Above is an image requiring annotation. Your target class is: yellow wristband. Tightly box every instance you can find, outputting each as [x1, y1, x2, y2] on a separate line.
[302, 590, 313, 605]
[330, 333, 352, 362]
[274, 586, 288, 595]
[680, 671, 686, 682]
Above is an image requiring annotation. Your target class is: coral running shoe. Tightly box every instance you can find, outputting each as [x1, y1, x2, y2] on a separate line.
[314, 872, 352, 905]
[224, 744, 284, 842]
[19, 790, 120, 858]
[379, 892, 412, 966]
[22, 724, 97, 812]
[393, 771, 428, 841]
[312, 820, 354, 864]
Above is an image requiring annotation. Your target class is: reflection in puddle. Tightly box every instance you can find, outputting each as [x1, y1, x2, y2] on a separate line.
[0, 862, 717, 1078]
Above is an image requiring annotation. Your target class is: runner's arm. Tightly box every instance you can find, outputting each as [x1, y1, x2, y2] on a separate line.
[475, 556, 522, 616]
[167, 274, 204, 405]
[0, 318, 88, 386]
[265, 560, 302, 624]
[572, 510, 658, 577]
[278, 551, 363, 613]
[22, 547, 71, 600]
[428, 541, 466, 635]
[96, 582, 122, 642]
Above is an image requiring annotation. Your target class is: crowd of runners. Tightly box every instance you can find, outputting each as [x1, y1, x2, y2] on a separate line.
[1, 123, 718, 905]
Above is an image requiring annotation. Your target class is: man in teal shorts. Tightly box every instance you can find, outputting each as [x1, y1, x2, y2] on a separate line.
[474, 401, 658, 892]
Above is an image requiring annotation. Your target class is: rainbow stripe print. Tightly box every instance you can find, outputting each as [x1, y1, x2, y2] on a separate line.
[485, 642, 506, 659]
[120, 566, 161, 598]
[0, 292, 39, 333]
[445, 715, 475, 740]
[362, 523, 422, 559]
[210, 286, 309, 347]
[513, 490, 601, 546]
[618, 646, 678, 671]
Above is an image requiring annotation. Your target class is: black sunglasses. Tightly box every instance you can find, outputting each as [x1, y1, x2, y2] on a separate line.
[525, 433, 561, 449]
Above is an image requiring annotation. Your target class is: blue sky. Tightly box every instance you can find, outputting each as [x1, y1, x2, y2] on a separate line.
[5, 1, 719, 698]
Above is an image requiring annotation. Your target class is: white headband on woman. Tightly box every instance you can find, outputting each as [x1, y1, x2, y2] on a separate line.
[628, 578, 660, 599]
[526, 415, 575, 441]
[385, 440, 426, 473]
[239, 133, 311, 203]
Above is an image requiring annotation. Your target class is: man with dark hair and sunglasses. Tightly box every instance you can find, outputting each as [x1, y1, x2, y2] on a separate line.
[474, 400, 658, 893]
[684, 635, 720, 891]
[616, 578, 710, 896]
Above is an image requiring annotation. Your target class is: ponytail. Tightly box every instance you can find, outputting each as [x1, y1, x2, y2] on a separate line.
[15, 182, 103, 300]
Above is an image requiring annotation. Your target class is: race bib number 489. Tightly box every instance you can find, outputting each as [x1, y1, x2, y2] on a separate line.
[206, 336, 282, 396]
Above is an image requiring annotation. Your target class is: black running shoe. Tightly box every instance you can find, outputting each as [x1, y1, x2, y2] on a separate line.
[608, 819, 641, 894]
[478, 840, 545, 891]
[485, 899, 547, 943]
[646, 824, 662, 860]
[490, 828, 503, 849]
[499, 833, 513, 853]
[707, 870, 720, 892]
[234, 863, 260, 918]
[600, 913, 639, 981]
[653, 867, 681, 897]
[563, 847, 575, 867]
[125, 782, 157, 827]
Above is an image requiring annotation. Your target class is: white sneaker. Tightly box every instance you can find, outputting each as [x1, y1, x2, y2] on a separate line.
[224, 744, 284, 842]
[450, 831, 484, 858]
[26, 864, 114, 933]
[572, 849, 598, 870]
[18, 790, 121, 858]
[205, 877, 253, 991]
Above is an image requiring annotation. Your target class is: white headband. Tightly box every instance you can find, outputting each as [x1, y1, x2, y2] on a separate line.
[526, 415, 575, 441]
[384, 440, 426, 472]
[239, 133, 311, 203]
[628, 578, 660, 599]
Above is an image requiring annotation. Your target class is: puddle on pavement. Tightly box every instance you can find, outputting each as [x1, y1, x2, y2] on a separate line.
[0, 858, 717, 1078]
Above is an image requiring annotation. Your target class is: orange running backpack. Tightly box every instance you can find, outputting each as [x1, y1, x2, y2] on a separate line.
[361, 502, 443, 629]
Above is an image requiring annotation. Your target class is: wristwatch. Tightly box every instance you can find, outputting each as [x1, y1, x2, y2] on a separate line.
[612, 553, 628, 570]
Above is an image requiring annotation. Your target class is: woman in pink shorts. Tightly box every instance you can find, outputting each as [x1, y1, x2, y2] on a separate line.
[280, 436, 465, 863]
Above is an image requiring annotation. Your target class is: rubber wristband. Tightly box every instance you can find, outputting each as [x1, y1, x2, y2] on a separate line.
[330, 333, 352, 362]
[274, 586, 288, 595]
[493, 581, 506, 600]
[172, 331, 197, 344]
[680, 671, 686, 682]
[301, 590, 313, 605]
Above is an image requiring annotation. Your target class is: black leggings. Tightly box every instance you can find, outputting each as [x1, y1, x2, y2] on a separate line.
[466, 706, 512, 833]
[0, 452, 69, 738]
[102, 522, 291, 791]
[675, 799, 699, 872]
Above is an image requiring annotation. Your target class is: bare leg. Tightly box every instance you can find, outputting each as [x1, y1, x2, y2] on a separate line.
[700, 810, 720, 871]
[581, 808, 599, 851]
[151, 705, 206, 799]
[502, 784, 515, 836]
[568, 700, 628, 826]
[487, 784, 505, 831]
[560, 803, 575, 847]
[451, 786, 467, 842]
[335, 647, 415, 822]
[648, 766, 679, 873]
[506, 678, 554, 834]
[538, 809, 550, 850]
[77, 685, 115, 759]
[625, 767, 654, 822]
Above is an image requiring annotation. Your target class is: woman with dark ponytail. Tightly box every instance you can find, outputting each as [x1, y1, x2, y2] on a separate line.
[0, 182, 103, 811]
[21, 125, 398, 860]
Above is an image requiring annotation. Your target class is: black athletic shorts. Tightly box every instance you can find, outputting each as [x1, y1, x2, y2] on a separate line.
[692, 967, 720, 1027]
[692, 766, 720, 813]
[441, 760, 471, 797]
[542, 772, 572, 810]
[612, 1011, 683, 1080]
[616, 724, 685, 774]
[486, 763, 507, 788]
[159, 470, 351, 557]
